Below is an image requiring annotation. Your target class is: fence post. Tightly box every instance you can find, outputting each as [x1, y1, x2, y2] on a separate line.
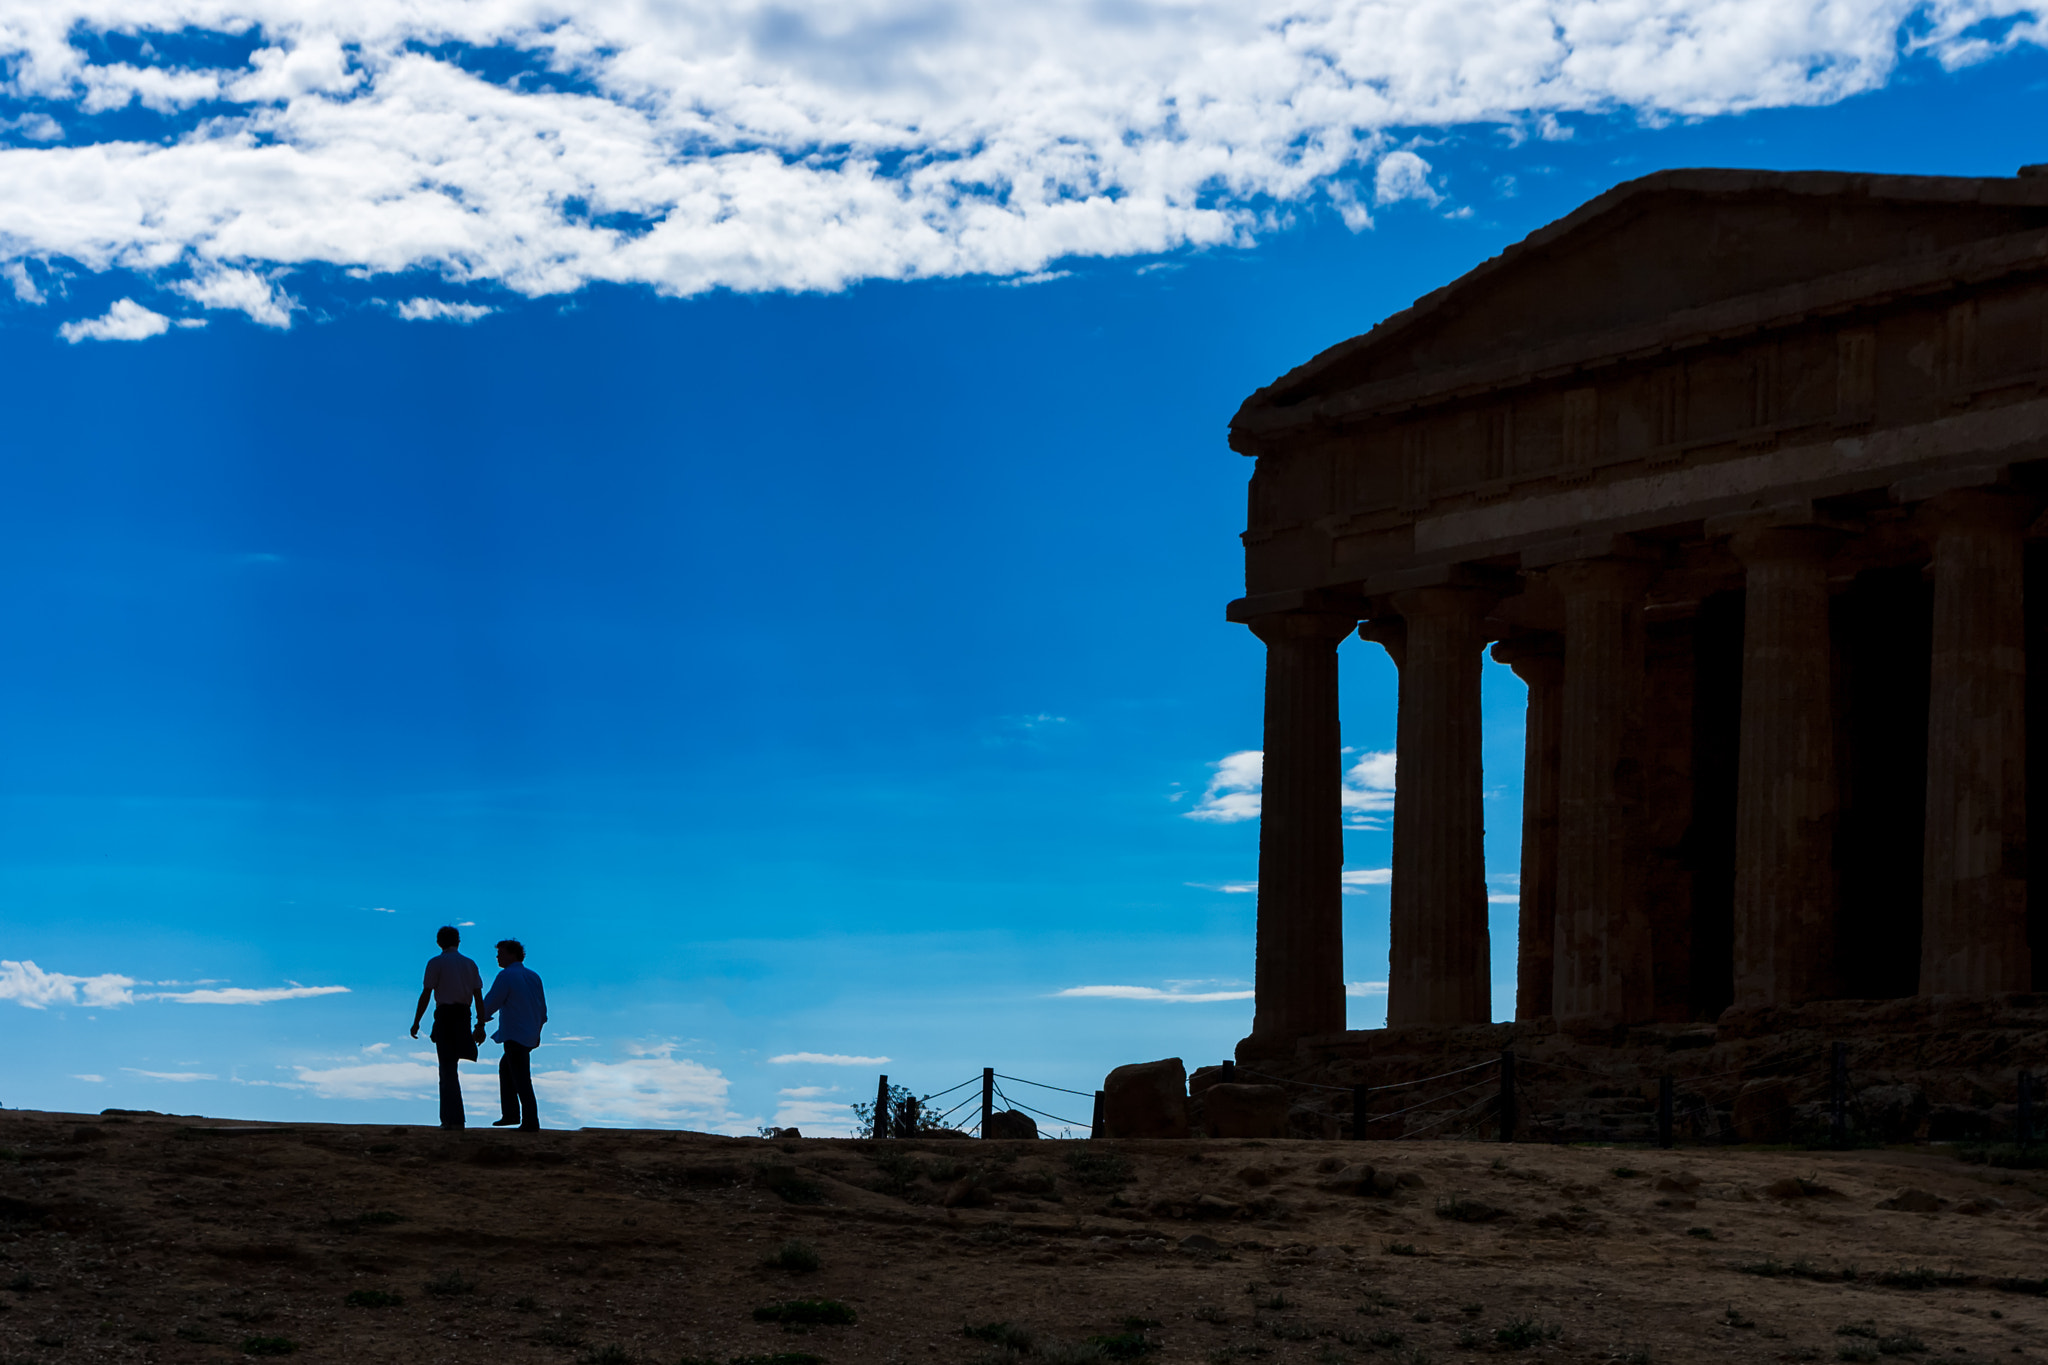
[1830, 1041, 1848, 1149]
[1657, 1075, 1674, 1149]
[873, 1074, 890, 1140]
[2020, 1071, 2034, 1147]
[1352, 1085, 1369, 1141]
[981, 1067, 995, 1136]
[901, 1095, 920, 1138]
[1498, 1051, 1517, 1143]
[1090, 1089, 1105, 1139]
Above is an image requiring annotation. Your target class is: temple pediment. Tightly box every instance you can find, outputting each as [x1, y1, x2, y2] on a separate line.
[1234, 169, 2048, 443]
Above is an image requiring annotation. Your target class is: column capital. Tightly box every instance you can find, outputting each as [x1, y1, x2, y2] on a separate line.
[1491, 632, 1563, 683]
[1911, 485, 2038, 537]
[1245, 611, 1359, 646]
[1357, 617, 1406, 667]
[1725, 524, 1846, 566]
[1388, 583, 1500, 623]
[1543, 555, 1655, 600]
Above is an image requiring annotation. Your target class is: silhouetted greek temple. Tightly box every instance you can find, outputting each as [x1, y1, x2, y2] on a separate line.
[1227, 168, 2048, 1056]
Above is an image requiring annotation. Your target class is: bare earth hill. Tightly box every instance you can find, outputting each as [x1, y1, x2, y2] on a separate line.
[4, 1108, 2047, 1365]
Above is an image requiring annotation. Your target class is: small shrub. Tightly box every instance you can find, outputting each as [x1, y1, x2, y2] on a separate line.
[1459, 1303, 1484, 1317]
[1456, 1326, 1485, 1349]
[1837, 1324, 1877, 1340]
[1382, 1241, 1418, 1256]
[1686, 1227, 1715, 1239]
[1494, 1318, 1560, 1350]
[1064, 1151, 1133, 1189]
[423, 1271, 477, 1297]
[965, 1322, 1036, 1351]
[1366, 1330, 1406, 1349]
[1088, 1330, 1159, 1358]
[513, 1296, 542, 1312]
[344, 1289, 403, 1308]
[241, 1336, 297, 1356]
[1267, 1321, 1314, 1342]
[1193, 1305, 1230, 1325]
[752, 1300, 857, 1326]
[1611, 1167, 1641, 1178]
[1721, 1309, 1754, 1329]
[1874, 1267, 1968, 1291]
[1876, 1333, 1927, 1355]
[1258, 1294, 1290, 1311]
[765, 1240, 820, 1273]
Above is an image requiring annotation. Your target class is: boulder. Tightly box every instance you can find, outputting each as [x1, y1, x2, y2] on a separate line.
[1103, 1058, 1190, 1139]
[1731, 1078, 1792, 1143]
[983, 1110, 1039, 1141]
[1319, 1163, 1378, 1196]
[1192, 1193, 1242, 1219]
[941, 1176, 994, 1209]
[1877, 1187, 1946, 1213]
[1202, 1084, 1289, 1139]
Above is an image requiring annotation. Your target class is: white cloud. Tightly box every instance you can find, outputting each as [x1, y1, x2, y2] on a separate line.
[770, 1096, 862, 1135]
[0, 0, 2025, 307]
[1, 112, 62, 142]
[1185, 750, 1264, 823]
[176, 266, 296, 326]
[0, 959, 140, 1008]
[58, 298, 176, 343]
[1342, 867, 1392, 894]
[533, 1043, 738, 1129]
[293, 1058, 438, 1100]
[72, 1074, 104, 1083]
[122, 1067, 216, 1081]
[3, 260, 42, 301]
[1187, 747, 1397, 825]
[368, 906, 394, 913]
[1055, 984, 1255, 1002]
[151, 984, 349, 1004]
[768, 1052, 890, 1066]
[1488, 893, 1522, 904]
[1374, 150, 1441, 206]
[1186, 880, 1259, 894]
[778, 1085, 833, 1097]
[395, 297, 493, 322]
[1345, 981, 1389, 996]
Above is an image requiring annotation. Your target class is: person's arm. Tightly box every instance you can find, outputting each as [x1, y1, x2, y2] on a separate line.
[410, 986, 432, 1038]
[475, 973, 504, 1040]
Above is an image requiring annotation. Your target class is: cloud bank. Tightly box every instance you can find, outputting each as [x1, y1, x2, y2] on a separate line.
[0, 0, 2039, 326]
[0, 959, 348, 1008]
[1185, 749, 1397, 825]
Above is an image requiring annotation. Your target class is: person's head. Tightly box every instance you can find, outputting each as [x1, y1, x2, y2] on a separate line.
[496, 939, 525, 967]
[436, 926, 460, 950]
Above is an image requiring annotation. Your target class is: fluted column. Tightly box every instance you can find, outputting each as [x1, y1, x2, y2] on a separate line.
[1385, 587, 1495, 1026]
[1730, 526, 1841, 1008]
[1246, 612, 1358, 1050]
[1919, 489, 2033, 996]
[1551, 559, 1654, 1023]
[1493, 635, 1562, 1021]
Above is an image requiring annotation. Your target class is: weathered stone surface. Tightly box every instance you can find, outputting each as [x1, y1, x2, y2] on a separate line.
[1731, 1079, 1792, 1143]
[1199, 1084, 1288, 1139]
[982, 1110, 1038, 1140]
[1102, 1058, 1189, 1139]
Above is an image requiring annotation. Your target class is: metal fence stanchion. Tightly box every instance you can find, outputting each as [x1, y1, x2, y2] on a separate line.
[1090, 1090, 1105, 1139]
[873, 1074, 890, 1140]
[1498, 1051, 1516, 1143]
[1352, 1084, 1369, 1141]
[1830, 1042, 1848, 1148]
[981, 1068, 995, 1136]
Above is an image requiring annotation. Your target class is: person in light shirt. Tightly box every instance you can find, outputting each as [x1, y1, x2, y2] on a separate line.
[409, 926, 484, 1130]
[474, 939, 548, 1131]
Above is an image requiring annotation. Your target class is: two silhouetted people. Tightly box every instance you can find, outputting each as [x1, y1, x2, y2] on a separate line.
[475, 939, 548, 1131]
[409, 928, 548, 1131]
[411, 926, 483, 1129]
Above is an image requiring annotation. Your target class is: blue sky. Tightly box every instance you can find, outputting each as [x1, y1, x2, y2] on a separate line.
[3, 1, 2048, 1132]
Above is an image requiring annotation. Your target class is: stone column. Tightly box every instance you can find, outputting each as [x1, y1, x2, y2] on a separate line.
[1385, 587, 1495, 1026]
[1492, 636, 1562, 1021]
[1918, 489, 2033, 996]
[1550, 559, 1654, 1023]
[1245, 612, 1358, 1052]
[1729, 526, 1842, 1008]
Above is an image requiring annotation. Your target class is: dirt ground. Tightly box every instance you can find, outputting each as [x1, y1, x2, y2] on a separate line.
[4, 1109, 2048, 1365]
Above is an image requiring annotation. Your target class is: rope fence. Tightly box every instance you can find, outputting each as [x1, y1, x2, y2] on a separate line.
[856, 1044, 2040, 1147]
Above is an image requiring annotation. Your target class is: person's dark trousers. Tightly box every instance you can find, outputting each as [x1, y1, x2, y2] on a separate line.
[500, 1041, 539, 1131]
[429, 1003, 474, 1129]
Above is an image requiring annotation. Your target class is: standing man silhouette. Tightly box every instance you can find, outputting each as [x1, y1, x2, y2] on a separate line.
[475, 939, 547, 1131]
[410, 926, 483, 1130]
